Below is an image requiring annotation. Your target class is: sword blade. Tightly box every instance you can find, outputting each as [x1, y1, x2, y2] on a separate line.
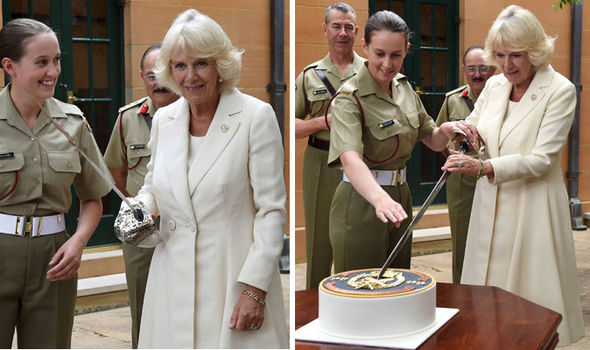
[39, 104, 143, 221]
[377, 170, 450, 279]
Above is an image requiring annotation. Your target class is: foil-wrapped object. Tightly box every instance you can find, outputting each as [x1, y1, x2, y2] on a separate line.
[114, 198, 156, 245]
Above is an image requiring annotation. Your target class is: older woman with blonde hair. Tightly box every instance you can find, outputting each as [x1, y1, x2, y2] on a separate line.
[127, 9, 288, 348]
[443, 5, 584, 346]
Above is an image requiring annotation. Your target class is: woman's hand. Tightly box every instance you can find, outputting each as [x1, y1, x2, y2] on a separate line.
[46, 234, 85, 281]
[442, 121, 479, 147]
[229, 285, 266, 331]
[442, 149, 480, 176]
[47, 198, 102, 281]
[373, 192, 407, 227]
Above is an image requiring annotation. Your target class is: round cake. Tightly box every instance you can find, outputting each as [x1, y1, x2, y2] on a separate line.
[318, 268, 436, 339]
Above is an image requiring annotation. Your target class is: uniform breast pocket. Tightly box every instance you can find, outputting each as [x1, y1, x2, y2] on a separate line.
[0, 152, 24, 200]
[127, 145, 151, 169]
[47, 151, 81, 185]
[364, 120, 403, 163]
[307, 93, 330, 117]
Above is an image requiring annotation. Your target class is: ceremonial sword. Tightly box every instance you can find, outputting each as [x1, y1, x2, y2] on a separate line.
[377, 138, 473, 279]
[39, 103, 145, 222]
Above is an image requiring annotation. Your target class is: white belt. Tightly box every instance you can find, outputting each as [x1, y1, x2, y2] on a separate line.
[343, 167, 407, 186]
[0, 213, 66, 237]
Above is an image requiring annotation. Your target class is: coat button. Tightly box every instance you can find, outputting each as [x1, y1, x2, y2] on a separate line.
[168, 220, 176, 231]
[67, 162, 73, 168]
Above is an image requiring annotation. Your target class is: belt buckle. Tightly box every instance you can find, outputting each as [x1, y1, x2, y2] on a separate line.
[24, 216, 33, 236]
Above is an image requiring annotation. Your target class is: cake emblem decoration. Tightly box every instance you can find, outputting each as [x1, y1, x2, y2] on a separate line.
[347, 270, 405, 290]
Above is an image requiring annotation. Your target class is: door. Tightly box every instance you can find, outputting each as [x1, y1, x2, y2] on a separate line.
[370, 0, 459, 205]
[2, 0, 124, 246]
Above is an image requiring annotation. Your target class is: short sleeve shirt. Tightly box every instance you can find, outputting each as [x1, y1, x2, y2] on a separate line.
[104, 97, 154, 196]
[435, 85, 475, 125]
[295, 52, 365, 140]
[328, 63, 436, 170]
[0, 84, 112, 216]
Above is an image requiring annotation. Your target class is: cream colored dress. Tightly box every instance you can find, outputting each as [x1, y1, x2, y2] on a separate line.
[461, 66, 584, 346]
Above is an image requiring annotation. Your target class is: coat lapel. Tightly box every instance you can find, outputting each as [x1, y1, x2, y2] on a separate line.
[479, 78, 511, 159]
[160, 100, 194, 220]
[498, 66, 553, 148]
[188, 89, 242, 197]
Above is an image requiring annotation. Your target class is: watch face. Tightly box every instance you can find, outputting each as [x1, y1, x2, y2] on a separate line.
[319, 268, 435, 298]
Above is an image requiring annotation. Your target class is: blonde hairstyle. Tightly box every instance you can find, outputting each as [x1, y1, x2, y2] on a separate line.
[483, 5, 555, 69]
[155, 9, 243, 94]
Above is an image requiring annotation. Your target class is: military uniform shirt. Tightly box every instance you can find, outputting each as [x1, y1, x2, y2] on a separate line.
[0, 84, 112, 216]
[328, 63, 436, 170]
[104, 97, 154, 196]
[295, 52, 365, 141]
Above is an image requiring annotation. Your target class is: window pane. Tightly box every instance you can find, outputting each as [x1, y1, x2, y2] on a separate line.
[93, 43, 109, 98]
[420, 49, 432, 91]
[73, 43, 90, 98]
[92, 0, 108, 38]
[420, 3, 432, 47]
[72, 0, 88, 37]
[435, 5, 447, 47]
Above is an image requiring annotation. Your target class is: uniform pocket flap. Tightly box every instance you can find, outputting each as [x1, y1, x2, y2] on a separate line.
[127, 146, 151, 160]
[0, 152, 24, 172]
[47, 152, 81, 173]
[367, 119, 403, 141]
[406, 111, 420, 128]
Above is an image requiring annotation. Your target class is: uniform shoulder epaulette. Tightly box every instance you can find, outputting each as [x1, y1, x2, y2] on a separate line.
[445, 85, 468, 97]
[303, 63, 319, 72]
[118, 96, 148, 114]
[338, 80, 356, 95]
[53, 98, 84, 118]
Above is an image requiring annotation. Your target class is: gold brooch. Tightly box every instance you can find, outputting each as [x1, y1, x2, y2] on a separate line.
[220, 124, 229, 133]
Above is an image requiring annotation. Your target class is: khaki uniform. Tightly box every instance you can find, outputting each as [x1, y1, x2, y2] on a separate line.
[0, 84, 111, 348]
[295, 52, 365, 289]
[436, 85, 477, 283]
[328, 64, 436, 273]
[104, 97, 155, 348]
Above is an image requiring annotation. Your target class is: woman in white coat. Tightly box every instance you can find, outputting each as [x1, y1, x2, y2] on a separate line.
[443, 5, 584, 346]
[128, 9, 288, 348]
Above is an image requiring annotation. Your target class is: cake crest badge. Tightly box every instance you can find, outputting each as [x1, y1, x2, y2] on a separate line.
[320, 268, 434, 297]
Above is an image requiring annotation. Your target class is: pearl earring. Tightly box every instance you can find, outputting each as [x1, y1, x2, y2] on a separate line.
[218, 78, 223, 83]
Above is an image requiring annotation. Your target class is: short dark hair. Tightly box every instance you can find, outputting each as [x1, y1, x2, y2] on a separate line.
[463, 45, 484, 65]
[364, 11, 410, 46]
[0, 18, 55, 68]
[325, 3, 356, 25]
[140, 43, 162, 72]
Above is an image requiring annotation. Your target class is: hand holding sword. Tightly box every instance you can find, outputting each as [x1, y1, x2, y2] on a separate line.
[377, 130, 486, 279]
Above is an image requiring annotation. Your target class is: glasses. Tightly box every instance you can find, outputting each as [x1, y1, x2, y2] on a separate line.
[466, 65, 491, 74]
[144, 73, 157, 82]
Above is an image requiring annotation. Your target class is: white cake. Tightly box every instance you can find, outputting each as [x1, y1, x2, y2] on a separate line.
[318, 268, 436, 339]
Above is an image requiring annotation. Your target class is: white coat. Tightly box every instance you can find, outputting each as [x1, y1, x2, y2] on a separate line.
[134, 88, 288, 348]
[462, 65, 584, 346]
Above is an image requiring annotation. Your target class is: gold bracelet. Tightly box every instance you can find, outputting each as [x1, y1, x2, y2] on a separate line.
[242, 290, 266, 307]
[476, 160, 484, 180]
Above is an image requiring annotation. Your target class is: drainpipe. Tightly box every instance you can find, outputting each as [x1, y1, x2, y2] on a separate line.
[568, 1, 586, 230]
[267, 0, 287, 139]
[268, 0, 289, 272]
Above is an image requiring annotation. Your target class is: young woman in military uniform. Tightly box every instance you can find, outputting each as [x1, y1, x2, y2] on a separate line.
[0, 19, 111, 348]
[327, 11, 474, 273]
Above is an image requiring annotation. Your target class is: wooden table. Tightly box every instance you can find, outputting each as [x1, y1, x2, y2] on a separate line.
[295, 283, 561, 350]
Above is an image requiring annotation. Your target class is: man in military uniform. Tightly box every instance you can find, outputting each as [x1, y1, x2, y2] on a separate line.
[435, 45, 495, 283]
[295, 2, 365, 289]
[104, 43, 178, 348]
